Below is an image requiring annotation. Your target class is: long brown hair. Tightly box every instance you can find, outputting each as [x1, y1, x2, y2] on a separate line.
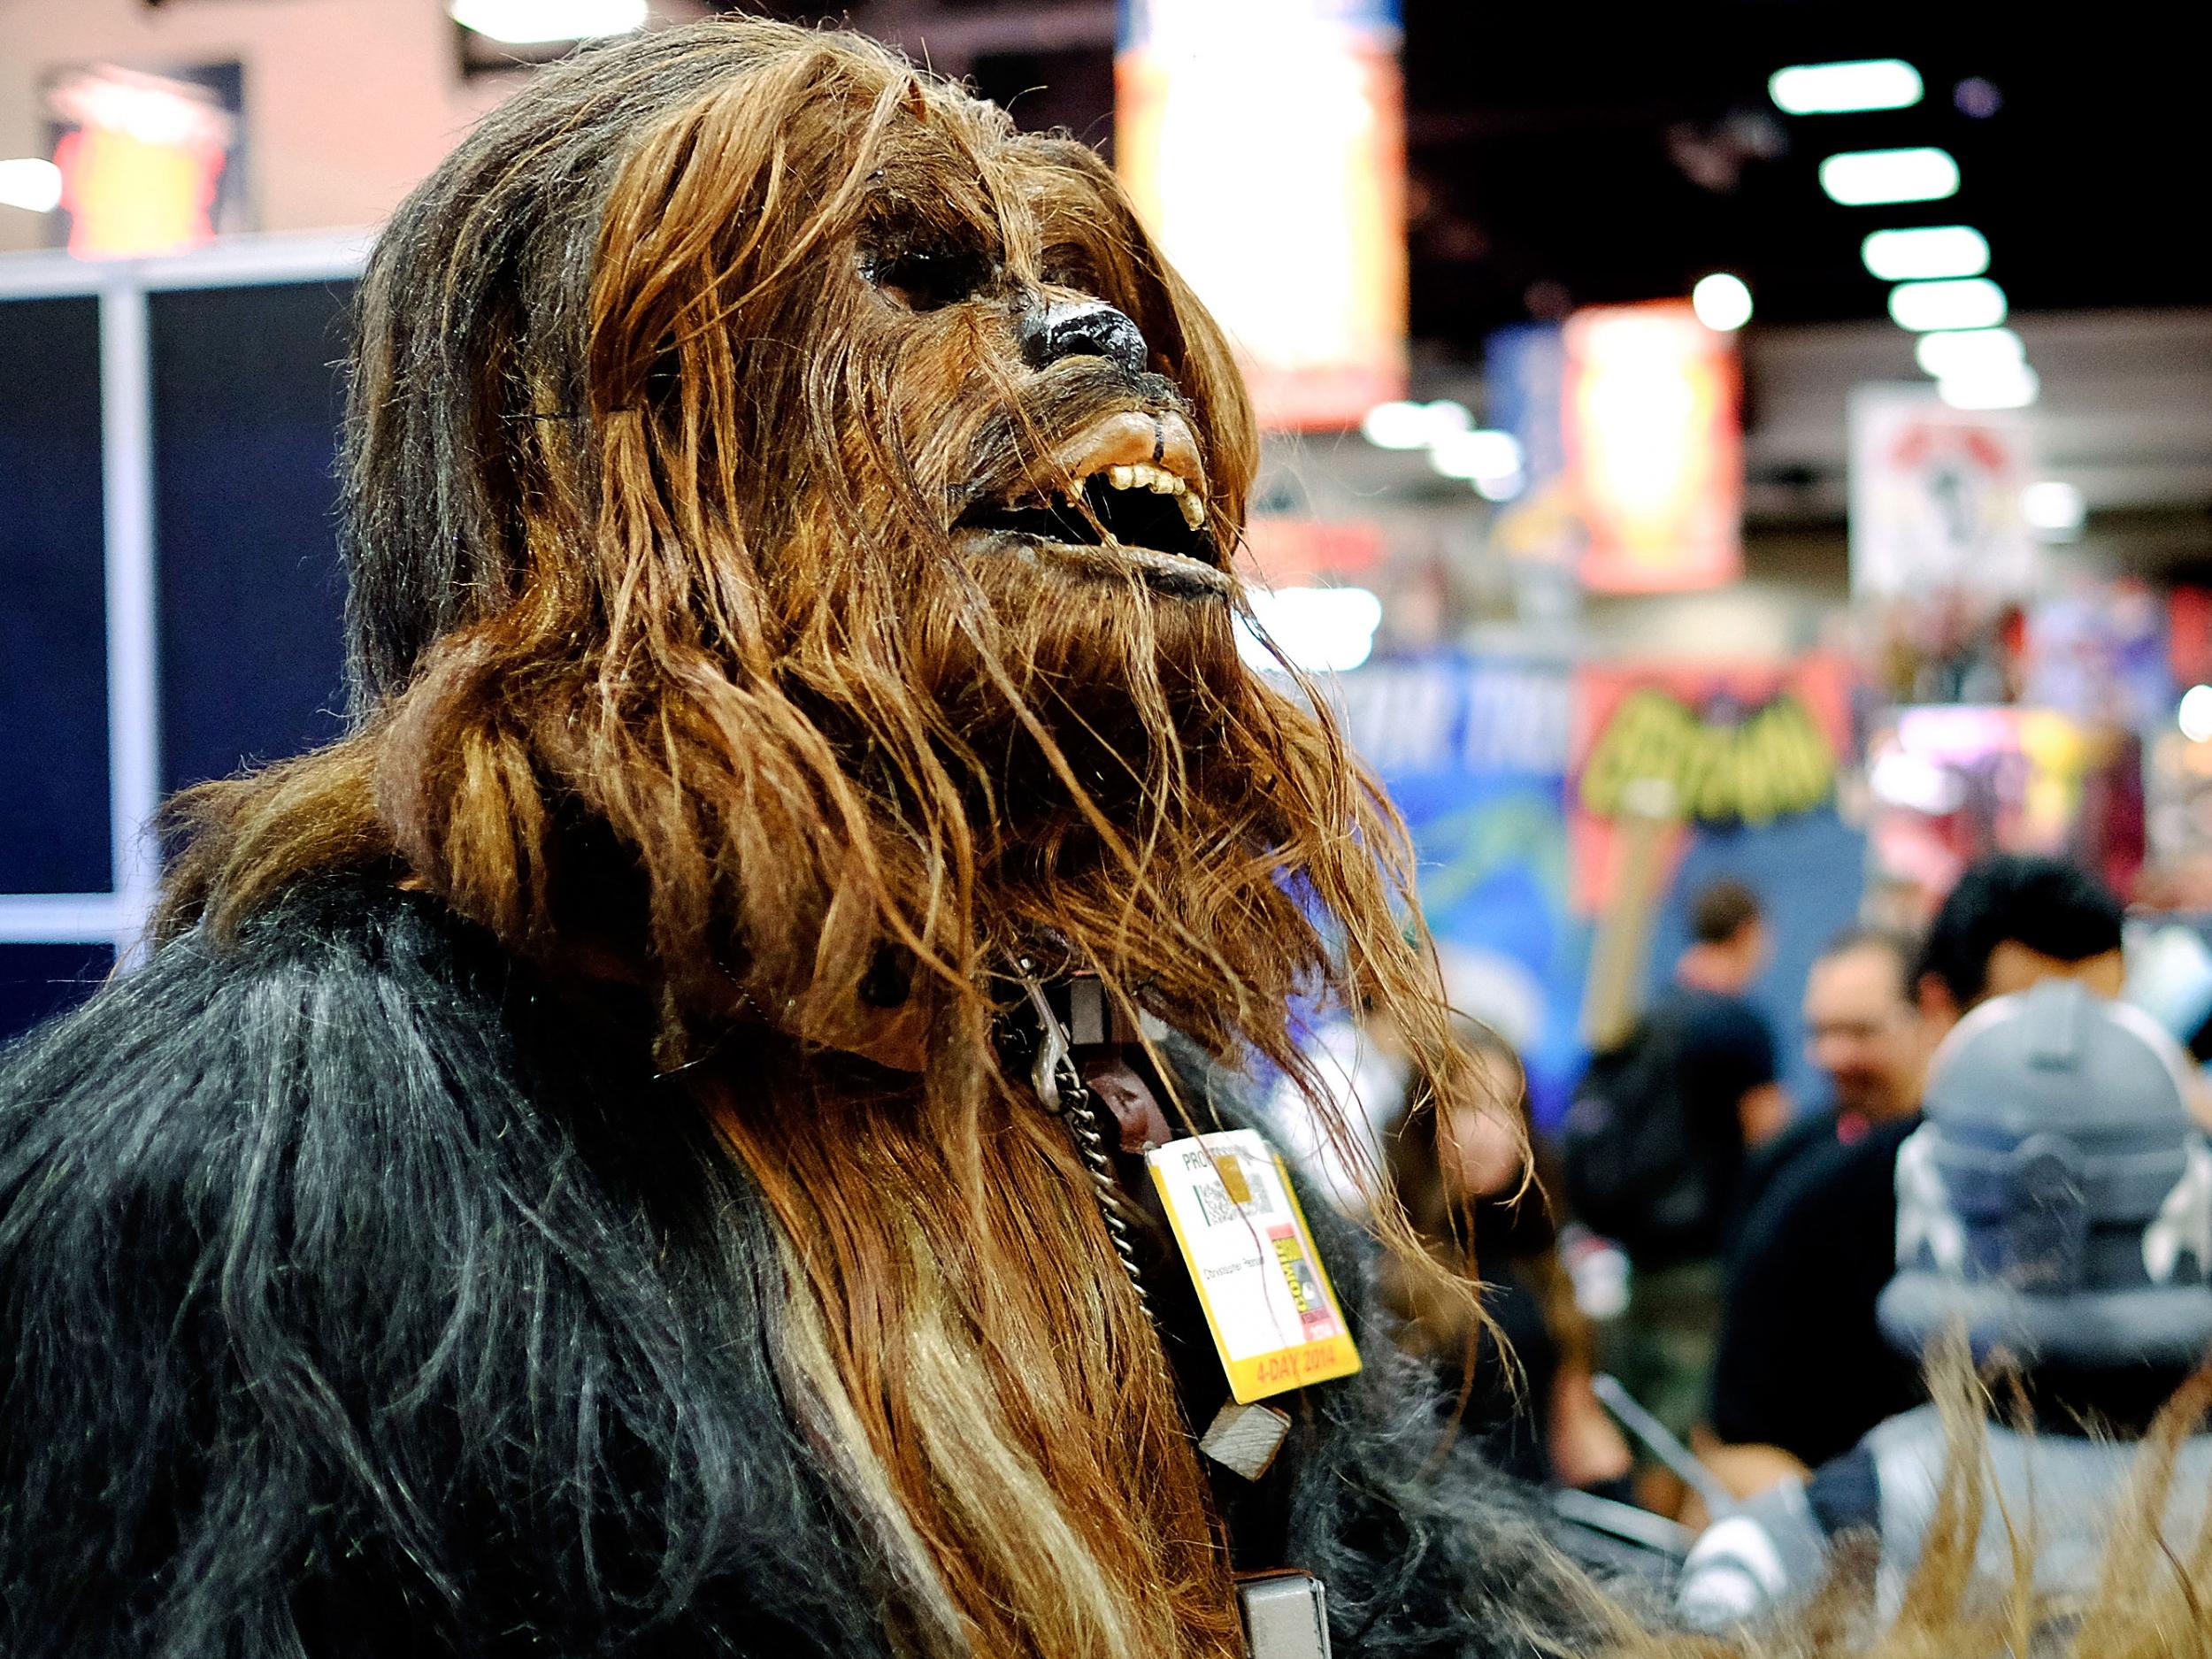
[155, 19, 1474, 1657]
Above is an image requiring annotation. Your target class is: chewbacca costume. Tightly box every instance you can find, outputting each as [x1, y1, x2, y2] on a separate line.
[0, 20, 1601, 1659]
[6, 20, 2210, 1659]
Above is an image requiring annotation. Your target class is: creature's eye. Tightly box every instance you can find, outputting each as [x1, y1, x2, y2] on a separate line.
[1041, 248, 1102, 298]
[861, 237, 994, 312]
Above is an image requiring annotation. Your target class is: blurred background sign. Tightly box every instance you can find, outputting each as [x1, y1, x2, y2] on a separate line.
[1848, 387, 2036, 595]
[1562, 302, 1743, 593]
[1116, 0, 1408, 430]
[44, 61, 245, 258]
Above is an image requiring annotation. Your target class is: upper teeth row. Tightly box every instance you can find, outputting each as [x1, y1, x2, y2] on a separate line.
[1100, 461, 1207, 528]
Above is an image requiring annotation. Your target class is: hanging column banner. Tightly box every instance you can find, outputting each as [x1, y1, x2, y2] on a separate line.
[1848, 386, 2036, 596]
[1117, 0, 1408, 431]
[45, 62, 246, 258]
[1562, 302, 1742, 593]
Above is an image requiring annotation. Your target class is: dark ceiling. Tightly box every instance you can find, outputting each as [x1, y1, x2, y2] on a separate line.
[721, 2, 2212, 355]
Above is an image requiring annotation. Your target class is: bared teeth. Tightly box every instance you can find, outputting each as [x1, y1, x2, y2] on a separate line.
[1087, 457, 1207, 529]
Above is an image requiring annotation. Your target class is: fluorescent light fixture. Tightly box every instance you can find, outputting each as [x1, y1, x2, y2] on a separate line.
[1938, 361, 2038, 410]
[0, 157, 62, 212]
[2021, 480, 2085, 534]
[1234, 587, 1385, 674]
[2183, 685, 2212, 744]
[1863, 225, 1989, 280]
[1769, 59, 1924, 115]
[1471, 468, 1526, 503]
[1915, 326, 2023, 379]
[1889, 277, 2007, 332]
[1818, 146, 1959, 206]
[448, 0, 647, 45]
[1359, 398, 1470, 450]
[1691, 272, 1754, 331]
[1428, 428, 1524, 482]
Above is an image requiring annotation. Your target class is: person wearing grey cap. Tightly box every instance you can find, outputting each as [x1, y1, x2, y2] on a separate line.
[1674, 977, 2212, 1632]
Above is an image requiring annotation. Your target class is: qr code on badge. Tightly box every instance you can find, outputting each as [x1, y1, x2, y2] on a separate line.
[1194, 1160, 1277, 1226]
[1195, 1182, 1240, 1226]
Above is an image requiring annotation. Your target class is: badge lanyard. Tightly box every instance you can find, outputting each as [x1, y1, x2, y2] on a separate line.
[1009, 964, 1341, 1659]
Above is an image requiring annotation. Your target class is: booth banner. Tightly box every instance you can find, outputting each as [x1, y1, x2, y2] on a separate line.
[1571, 656, 1863, 1112]
[1562, 302, 1742, 594]
[1849, 386, 2037, 597]
[1117, 0, 1407, 430]
[1330, 654, 1586, 1128]
[1570, 655, 1852, 914]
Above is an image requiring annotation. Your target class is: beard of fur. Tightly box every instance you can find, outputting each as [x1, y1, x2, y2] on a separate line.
[152, 19, 1487, 1651]
[711, 1066, 1242, 1659]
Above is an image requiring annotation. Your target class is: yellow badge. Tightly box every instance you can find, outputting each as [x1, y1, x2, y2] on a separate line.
[1146, 1129, 1361, 1402]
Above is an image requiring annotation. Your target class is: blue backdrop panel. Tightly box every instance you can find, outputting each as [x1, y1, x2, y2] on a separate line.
[0, 942, 115, 1048]
[1335, 655, 1587, 1128]
[0, 296, 111, 894]
[152, 280, 353, 793]
[1643, 805, 1869, 1115]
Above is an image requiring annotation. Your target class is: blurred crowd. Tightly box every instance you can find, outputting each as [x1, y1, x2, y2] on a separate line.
[1269, 849, 2212, 1624]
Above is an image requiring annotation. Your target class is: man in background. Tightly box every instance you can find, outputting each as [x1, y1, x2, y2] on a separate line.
[1575, 876, 1786, 1513]
[1729, 926, 1932, 1235]
[1700, 855, 2126, 1503]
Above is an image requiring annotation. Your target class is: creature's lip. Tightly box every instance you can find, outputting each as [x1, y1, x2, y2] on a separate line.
[956, 526, 1232, 598]
[1051, 409, 1206, 501]
[951, 407, 1219, 580]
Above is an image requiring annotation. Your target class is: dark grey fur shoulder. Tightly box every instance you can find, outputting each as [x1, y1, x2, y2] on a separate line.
[0, 881, 1602, 1656]
[0, 880, 886, 1658]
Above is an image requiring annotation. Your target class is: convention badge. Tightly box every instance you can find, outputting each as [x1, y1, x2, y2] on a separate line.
[1145, 1129, 1360, 1402]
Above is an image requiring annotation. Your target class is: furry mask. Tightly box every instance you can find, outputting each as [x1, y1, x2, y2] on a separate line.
[160, 18, 1458, 1112]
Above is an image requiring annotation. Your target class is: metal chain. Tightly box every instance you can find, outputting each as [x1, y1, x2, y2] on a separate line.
[1058, 1068, 1152, 1310]
[1016, 964, 1150, 1310]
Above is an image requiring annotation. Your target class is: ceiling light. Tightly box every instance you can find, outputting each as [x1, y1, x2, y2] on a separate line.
[448, 0, 647, 45]
[1359, 398, 1470, 450]
[1818, 147, 1960, 206]
[1915, 326, 2023, 379]
[1428, 428, 1524, 482]
[1889, 277, 2007, 332]
[2183, 686, 2212, 745]
[1863, 226, 1989, 281]
[1938, 362, 2038, 411]
[1691, 272, 1754, 330]
[1471, 468, 1526, 503]
[1769, 60, 1924, 116]
[1235, 587, 1385, 674]
[1954, 77, 2002, 119]
[0, 157, 62, 212]
[2021, 480, 2085, 534]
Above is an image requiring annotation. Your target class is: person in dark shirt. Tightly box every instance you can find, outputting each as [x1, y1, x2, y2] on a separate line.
[1594, 878, 1786, 1514]
[1701, 856, 2127, 1502]
[1727, 926, 1931, 1241]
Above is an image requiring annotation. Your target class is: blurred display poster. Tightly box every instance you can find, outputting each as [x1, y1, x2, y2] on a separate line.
[1865, 706, 2144, 918]
[1483, 320, 1586, 618]
[1118, 0, 1407, 429]
[1572, 657, 1863, 1110]
[2022, 578, 2172, 728]
[1329, 654, 1586, 1128]
[44, 62, 246, 257]
[1562, 302, 1742, 593]
[1849, 387, 2035, 596]
[2146, 735, 2212, 910]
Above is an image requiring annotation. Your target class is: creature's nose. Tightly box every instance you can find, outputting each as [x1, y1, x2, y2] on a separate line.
[1019, 298, 1148, 374]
